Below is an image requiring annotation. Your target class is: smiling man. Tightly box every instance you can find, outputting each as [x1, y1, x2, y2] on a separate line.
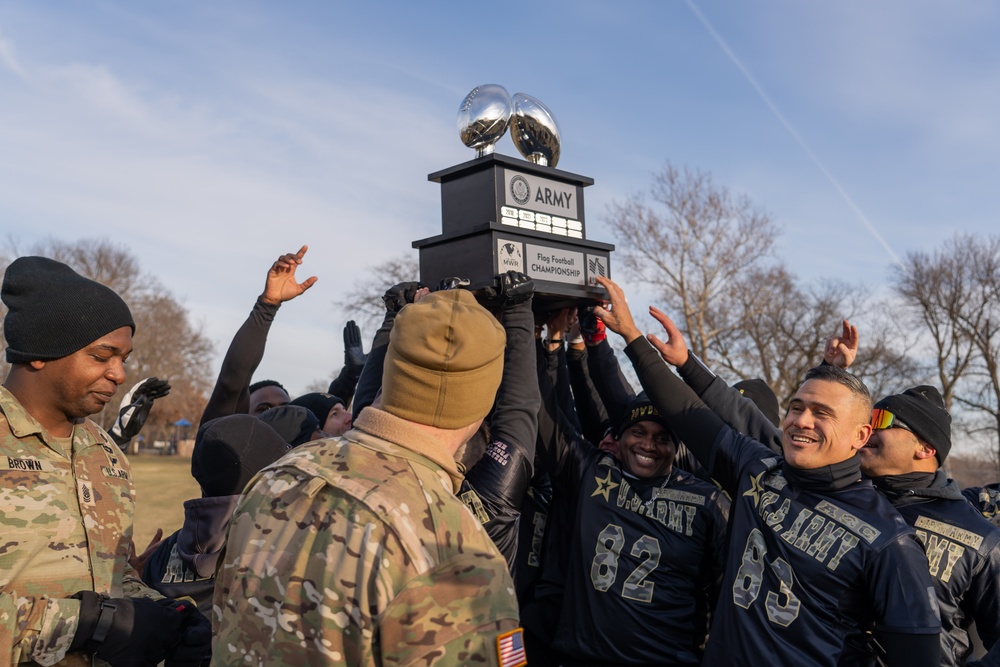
[593, 275, 941, 667]
[862, 387, 1000, 666]
[0, 256, 211, 667]
[522, 350, 730, 667]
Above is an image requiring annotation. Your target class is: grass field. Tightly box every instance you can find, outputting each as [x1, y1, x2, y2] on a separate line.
[130, 454, 201, 550]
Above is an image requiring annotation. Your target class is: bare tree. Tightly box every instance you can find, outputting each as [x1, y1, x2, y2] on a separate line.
[606, 163, 926, 412]
[850, 304, 926, 403]
[895, 233, 1000, 472]
[116, 290, 215, 437]
[1, 237, 214, 439]
[893, 240, 978, 413]
[951, 235, 1000, 471]
[344, 252, 420, 333]
[606, 163, 779, 365]
[710, 267, 908, 406]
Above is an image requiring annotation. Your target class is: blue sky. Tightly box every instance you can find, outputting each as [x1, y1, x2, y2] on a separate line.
[1, 1, 997, 395]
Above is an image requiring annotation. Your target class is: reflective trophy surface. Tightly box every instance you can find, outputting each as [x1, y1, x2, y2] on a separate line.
[510, 93, 561, 168]
[457, 84, 512, 157]
[415, 85, 613, 309]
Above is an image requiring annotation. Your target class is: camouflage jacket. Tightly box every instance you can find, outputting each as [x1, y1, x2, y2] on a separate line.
[964, 483, 1000, 528]
[212, 407, 521, 666]
[0, 386, 159, 667]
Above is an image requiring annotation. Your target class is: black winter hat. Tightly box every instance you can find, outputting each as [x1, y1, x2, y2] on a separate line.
[615, 392, 674, 441]
[2, 256, 135, 363]
[191, 414, 289, 498]
[258, 404, 321, 447]
[874, 385, 952, 464]
[734, 379, 781, 427]
[289, 392, 345, 425]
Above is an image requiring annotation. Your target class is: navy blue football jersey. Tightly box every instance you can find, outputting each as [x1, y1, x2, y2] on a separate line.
[513, 470, 552, 606]
[702, 430, 941, 666]
[884, 482, 1000, 665]
[548, 445, 730, 666]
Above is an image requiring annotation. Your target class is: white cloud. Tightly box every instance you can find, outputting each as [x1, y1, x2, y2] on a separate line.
[0, 27, 27, 79]
[3, 0, 1000, 396]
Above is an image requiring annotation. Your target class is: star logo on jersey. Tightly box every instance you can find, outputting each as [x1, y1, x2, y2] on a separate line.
[592, 470, 619, 502]
[743, 471, 765, 507]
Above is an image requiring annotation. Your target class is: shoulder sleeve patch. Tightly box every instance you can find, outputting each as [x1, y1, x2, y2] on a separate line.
[460, 488, 490, 525]
[496, 628, 527, 667]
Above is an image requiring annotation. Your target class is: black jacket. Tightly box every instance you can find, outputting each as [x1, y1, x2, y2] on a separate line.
[624, 338, 942, 667]
[671, 351, 996, 666]
[874, 472, 1000, 666]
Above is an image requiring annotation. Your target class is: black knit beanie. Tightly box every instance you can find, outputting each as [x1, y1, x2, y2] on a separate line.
[258, 404, 321, 447]
[734, 378, 781, 427]
[289, 392, 345, 425]
[191, 414, 290, 498]
[2, 256, 135, 363]
[615, 392, 674, 440]
[874, 385, 952, 464]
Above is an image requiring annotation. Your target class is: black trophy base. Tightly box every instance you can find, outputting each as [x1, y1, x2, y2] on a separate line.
[413, 222, 613, 314]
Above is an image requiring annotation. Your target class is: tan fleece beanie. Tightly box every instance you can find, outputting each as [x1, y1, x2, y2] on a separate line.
[382, 289, 506, 428]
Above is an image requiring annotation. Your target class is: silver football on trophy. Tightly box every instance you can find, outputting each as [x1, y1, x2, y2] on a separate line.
[457, 84, 512, 157]
[510, 93, 560, 168]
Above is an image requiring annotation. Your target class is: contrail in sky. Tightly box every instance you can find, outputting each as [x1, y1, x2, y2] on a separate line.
[683, 0, 901, 265]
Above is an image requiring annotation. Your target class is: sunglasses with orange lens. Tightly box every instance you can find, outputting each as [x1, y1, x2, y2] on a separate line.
[870, 408, 912, 432]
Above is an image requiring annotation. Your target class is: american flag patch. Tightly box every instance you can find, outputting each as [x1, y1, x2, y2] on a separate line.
[496, 628, 527, 667]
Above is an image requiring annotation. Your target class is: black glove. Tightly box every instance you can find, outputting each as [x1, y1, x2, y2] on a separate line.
[71, 592, 186, 666]
[110, 377, 172, 446]
[436, 276, 471, 291]
[382, 281, 422, 313]
[579, 307, 607, 344]
[159, 599, 212, 667]
[498, 271, 534, 306]
[343, 321, 368, 375]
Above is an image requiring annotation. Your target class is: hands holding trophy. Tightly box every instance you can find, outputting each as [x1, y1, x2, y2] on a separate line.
[420, 83, 611, 309]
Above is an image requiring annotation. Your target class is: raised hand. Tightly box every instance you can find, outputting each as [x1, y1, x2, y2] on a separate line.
[498, 270, 534, 306]
[110, 377, 172, 446]
[646, 306, 690, 367]
[382, 281, 423, 313]
[343, 321, 367, 374]
[824, 319, 859, 369]
[591, 276, 642, 343]
[579, 307, 607, 345]
[546, 307, 576, 339]
[260, 245, 318, 306]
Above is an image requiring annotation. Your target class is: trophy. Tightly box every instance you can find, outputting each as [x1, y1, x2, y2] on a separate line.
[414, 84, 613, 309]
[457, 85, 512, 157]
[510, 93, 560, 168]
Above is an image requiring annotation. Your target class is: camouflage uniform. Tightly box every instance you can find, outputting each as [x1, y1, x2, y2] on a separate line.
[213, 407, 521, 666]
[0, 386, 160, 666]
[964, 483, 1000, 527]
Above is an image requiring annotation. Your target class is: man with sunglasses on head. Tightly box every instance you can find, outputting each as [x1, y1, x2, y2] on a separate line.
[863, 387, 1000, 666]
